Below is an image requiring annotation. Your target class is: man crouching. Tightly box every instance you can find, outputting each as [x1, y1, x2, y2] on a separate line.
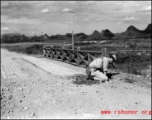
[86, 54, 117, 82]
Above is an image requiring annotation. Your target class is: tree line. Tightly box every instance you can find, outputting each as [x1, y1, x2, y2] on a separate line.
[1, 33, 88, 43]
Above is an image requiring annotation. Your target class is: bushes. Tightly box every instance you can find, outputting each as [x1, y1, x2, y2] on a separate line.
[126, 63, 141, 75]
[1, 46, 27, 54]
[128, 42, 137, 49]
[26, 44, 43, 54]
[2, 44, 44, 55]
[115, 52, 151, 75]
[116, 52, 151, 64]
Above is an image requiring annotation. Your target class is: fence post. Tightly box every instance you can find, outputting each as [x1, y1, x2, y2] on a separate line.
[51, 45, 54, 48]
[105, 48, 107, 56]
[77, 47, 80, 51]
[101, 48, 107, 57]
[62, 45, 64, 49]
[43, 49, 46, 56]
[76, 47, 80, 66]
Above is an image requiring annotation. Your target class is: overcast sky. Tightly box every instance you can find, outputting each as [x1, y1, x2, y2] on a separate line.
[1, 1, 151, 36]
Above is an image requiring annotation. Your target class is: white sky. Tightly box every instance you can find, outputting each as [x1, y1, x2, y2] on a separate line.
[1, 1, 151, 36]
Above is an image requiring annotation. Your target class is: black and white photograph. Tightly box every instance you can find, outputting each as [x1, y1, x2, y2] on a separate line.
[1, 0, 151, 119]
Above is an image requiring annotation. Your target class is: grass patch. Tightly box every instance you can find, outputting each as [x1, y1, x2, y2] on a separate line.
[70, 74, 100, 86]
[114, 52, 151, 75]
[1, 45, 27, 54]
[1, 44, 43, 55]
[116, 52, 151, 64]
[25, 44, 43, 54]
[125, 77, 137, 84]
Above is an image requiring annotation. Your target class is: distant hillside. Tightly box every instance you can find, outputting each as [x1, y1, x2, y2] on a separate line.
[86, 30, 101, 40]
[112, 24, 151, 39]
[86, 29, 115, 40]
[126, 25, 141, 32]
[100, 29, 115, 40]
[1, 23, 151, 43]
[112, 25, 141, 39]
[85, 24, 151, 40]
[142, 23, 151, 34]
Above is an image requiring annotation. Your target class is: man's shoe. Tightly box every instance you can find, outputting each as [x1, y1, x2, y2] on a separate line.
[86, 76, 94, 81]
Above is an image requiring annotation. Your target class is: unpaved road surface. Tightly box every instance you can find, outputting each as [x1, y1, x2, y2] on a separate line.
[1, 49, 151, 119]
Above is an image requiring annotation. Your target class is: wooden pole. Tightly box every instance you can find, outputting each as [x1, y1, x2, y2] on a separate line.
[104, 48, 107, 57]
[101, 48, 107, 57]
[77, 47, 80, 51]
[62, 45, 64, 49]
[72, 14, 74, 50]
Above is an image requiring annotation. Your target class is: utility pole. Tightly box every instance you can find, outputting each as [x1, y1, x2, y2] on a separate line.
[72, 14, 74, 50]
[69, 11, 75, 50]
[41, 32, 43, 46]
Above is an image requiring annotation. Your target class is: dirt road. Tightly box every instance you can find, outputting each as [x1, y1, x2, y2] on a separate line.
[1, 49, 151, 119]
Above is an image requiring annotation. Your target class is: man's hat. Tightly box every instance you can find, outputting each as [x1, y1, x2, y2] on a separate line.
[109, 54, 117, 69]
[109, 54, 117, 62]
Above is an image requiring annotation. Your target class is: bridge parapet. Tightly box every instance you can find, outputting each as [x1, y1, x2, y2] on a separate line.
[43, 46, 110, 67]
